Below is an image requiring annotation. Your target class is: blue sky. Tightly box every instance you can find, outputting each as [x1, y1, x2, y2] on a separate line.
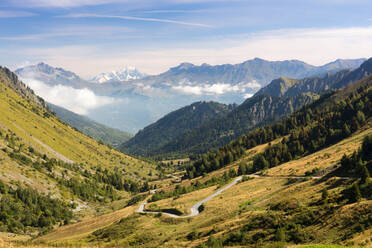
[1, 0, 372, 78]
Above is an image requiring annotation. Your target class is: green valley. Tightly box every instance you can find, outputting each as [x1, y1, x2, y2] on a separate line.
[0, 63, 370, 248]
[2, 1, 372, 247]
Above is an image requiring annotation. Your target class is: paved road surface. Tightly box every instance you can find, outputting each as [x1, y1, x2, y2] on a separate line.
[137, 176, 243, 218]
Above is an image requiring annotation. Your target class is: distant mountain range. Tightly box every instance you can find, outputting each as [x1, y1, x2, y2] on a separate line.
[90, 66, 147, 84]
[15, 58, 366, 133]
[96, 58, 365, 99]
[121, 58, 372, 158]
[151, 57, 366, 87]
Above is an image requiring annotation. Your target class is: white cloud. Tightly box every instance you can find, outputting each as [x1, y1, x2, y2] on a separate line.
[244, 93, 253, 98]
[172, 83, 241, 95]
[10, 0, 125, 8]
[60, 13, 211, 28]
[20, 78, 116, 115]
[138, 9, 209, 14]
[0, 25, 133, 41]
[171, 80, 261, 96]
[10, 0, 241, 8]
[239, 81, 261, 90]
[172, 85, 202, 95]
[0, 10, 36, 18]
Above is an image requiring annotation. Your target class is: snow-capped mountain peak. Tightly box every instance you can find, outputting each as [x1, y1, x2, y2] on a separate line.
[91, 66, 147, 83]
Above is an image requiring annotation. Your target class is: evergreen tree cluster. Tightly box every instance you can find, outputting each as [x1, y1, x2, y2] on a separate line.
[0, 180, 72, 233]
[92, 167, 153, 193]
[340, 135, 372, 202]
[186, 85, 371, 178]
[54, 167, 153, 202]
[252, 87, 370, 171]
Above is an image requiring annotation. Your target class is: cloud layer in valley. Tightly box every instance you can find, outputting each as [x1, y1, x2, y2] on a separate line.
[21, 78, 116, 115]
[172, 81, 261, 95]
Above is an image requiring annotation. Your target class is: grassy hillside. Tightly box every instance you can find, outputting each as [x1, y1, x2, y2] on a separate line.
[48, 103, 132, 148]
[0, 67, 158, 236]
[29, 126, 372, 248]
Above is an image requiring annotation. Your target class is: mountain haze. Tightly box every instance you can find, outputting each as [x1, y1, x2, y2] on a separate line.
[15, 58, 366, 133]
[48, 103, 132, 148]
[123, 58, 372, 158]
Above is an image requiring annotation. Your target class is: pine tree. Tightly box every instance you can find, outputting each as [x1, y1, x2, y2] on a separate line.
[356, 111, 366, 124]
[275, 227, 286, 242]
[361, 135, 372, 161]
[238, 163, 247, 175]
[343, 123, 351, 137]
[360, 164, 370, 185]
[321, 189, 329, 204]
[352, 183, 362, 202]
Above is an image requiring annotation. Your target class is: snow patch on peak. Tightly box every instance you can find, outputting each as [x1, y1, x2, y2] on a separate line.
[91, 66, 147, 84]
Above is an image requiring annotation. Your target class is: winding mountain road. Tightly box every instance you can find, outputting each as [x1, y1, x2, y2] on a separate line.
[137, 173, 348, 218]
[137, 176, 243, 218]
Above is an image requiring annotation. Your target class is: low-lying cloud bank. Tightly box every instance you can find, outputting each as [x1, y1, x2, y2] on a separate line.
[21, 78, 116, 115]
[171, 81, 261, 96]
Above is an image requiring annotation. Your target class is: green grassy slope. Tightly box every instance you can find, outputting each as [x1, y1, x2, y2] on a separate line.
[0, 67, 158, 235]
[38, 127, 371, 248]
